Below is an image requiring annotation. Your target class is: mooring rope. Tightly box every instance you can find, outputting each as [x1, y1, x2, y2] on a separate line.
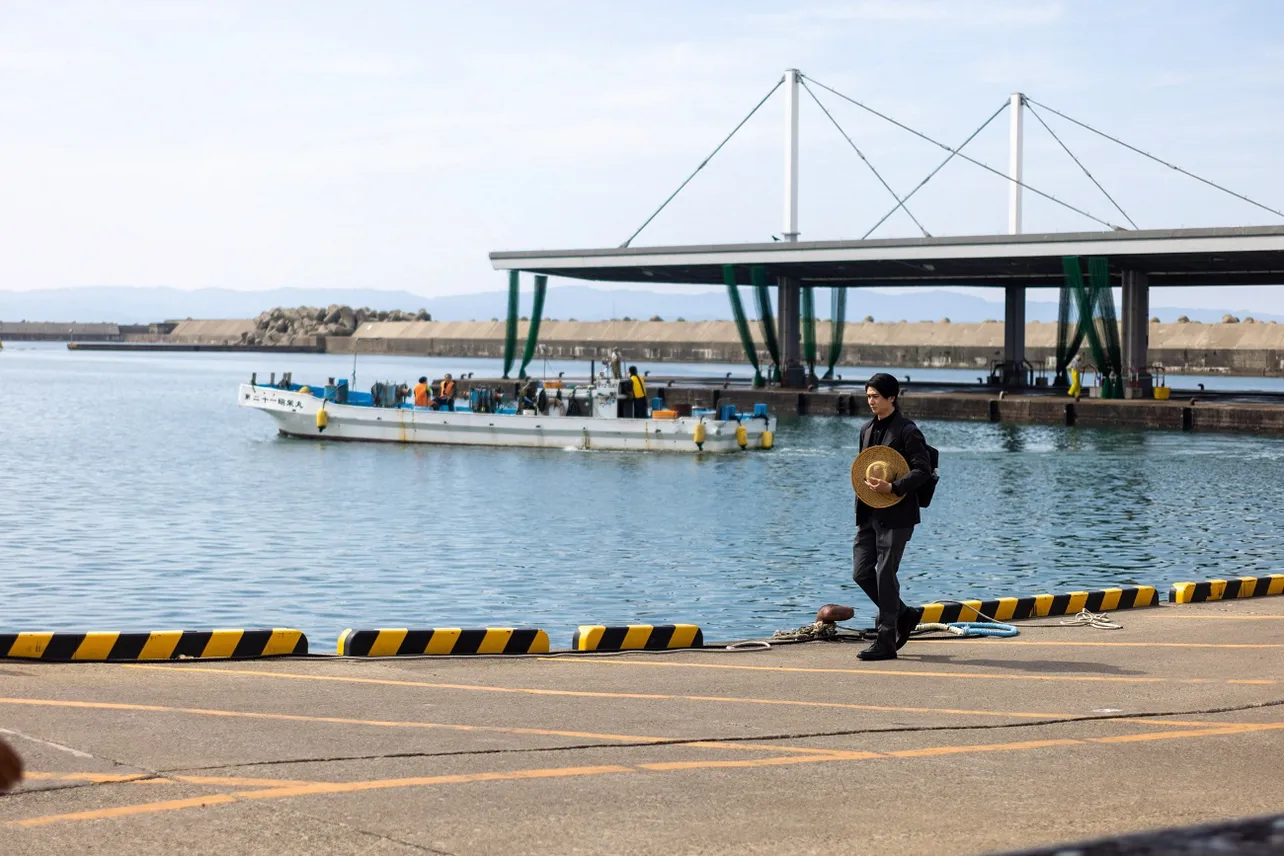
[1058, 608, 1123, 630]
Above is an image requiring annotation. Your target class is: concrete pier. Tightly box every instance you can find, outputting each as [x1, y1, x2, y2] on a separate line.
[3, 597, 1283, 853]
[450, 379, 1284, 434]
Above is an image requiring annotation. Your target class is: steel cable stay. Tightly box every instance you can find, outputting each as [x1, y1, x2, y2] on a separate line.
[619, 76, 784, 248]
[798, 78, 930, 238]
[1025, 100, 1138, 230]
[1025, 96, 1284, 222]
[802, 74, 1125, 233]
[861, 100, 1008, 239]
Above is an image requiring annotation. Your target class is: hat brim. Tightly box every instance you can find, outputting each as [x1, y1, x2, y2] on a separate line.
[851, 445, 909, 508]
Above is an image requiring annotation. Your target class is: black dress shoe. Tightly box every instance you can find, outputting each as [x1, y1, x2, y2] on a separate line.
[858, 642, 896, 661]
[896, 608, 923, 651]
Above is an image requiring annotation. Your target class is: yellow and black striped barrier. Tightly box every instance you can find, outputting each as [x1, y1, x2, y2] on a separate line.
[1170, 574, 1284, 604]
[572, 624, 704, 651]
[0, 629, 307, 661]
[337, 628, 550, 656]
[919, 586, 1159, 624]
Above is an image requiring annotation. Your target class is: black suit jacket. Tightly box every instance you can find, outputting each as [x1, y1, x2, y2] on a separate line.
[856, 409, 933, 529]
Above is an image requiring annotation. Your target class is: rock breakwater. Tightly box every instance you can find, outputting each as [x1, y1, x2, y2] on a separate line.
[243, 305, 431, 346]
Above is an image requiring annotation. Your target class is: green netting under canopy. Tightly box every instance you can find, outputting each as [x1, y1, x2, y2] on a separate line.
[801, 285, 817, 379]
[722, 265, 763, 386]
[824, 287, 847, 380]
[518, 274, 548, 379]
[1059, 256, 1124, 398]
[502, 270, 520, 379]
[750, 265, 781, 383]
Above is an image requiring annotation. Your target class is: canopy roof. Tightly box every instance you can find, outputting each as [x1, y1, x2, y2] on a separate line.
[490, 225, 1284, 288]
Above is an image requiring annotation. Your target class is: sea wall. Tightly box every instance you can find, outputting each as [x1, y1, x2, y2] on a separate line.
[30, 315, 1280, 376]
[323, 319, 1284, 377]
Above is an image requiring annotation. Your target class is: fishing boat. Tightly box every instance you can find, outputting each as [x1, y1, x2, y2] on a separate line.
[238, 373, 776, 453]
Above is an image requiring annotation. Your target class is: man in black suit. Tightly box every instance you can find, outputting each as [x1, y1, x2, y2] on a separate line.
[854, 373, 933, 661]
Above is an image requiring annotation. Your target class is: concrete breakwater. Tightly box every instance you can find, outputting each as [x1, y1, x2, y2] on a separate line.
[29, 315, 1284, 377]
[325, 319, 1284, 377]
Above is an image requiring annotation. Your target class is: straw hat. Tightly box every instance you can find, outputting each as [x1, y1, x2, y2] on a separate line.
[851, 445, 908, 508]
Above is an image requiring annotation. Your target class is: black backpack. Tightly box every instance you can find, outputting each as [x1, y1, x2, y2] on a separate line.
[918, 444, 940, 508]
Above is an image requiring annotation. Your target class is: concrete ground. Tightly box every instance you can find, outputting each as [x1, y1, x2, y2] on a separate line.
[2, 598, 1282, 855]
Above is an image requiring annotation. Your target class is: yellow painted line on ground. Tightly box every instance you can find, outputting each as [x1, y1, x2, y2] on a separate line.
[543, 657, 1279, 686]
[1111, 719, 1262, 728]
[11, 720, 1282, 829]
[0, 697, 674, 745]
[1161, 615, 1284, 620]
[22, 772, 321, 788]
[21, 771, 153, 784]
[10, 794, 241, 828]
[914, 639, 1284, 649]
[0, 697, 840, 758]
[887, 738, 1081, 758]
[231, 765, 636, 802]
[120, 664, 1074, 720]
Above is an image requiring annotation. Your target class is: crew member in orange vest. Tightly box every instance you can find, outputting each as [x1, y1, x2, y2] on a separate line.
[413, 376, 430, 407]
[629, 366, 648, 418]
[434, 373, 457, 411]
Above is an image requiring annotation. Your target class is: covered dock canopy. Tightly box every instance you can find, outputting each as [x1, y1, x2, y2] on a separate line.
[489, 225, 1284, 388]
[490, 225, 1284, 288]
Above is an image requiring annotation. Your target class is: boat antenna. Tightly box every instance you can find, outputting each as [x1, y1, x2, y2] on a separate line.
[351, 336, 358, 388]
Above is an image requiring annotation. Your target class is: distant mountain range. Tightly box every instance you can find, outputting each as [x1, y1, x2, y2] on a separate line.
[1, 285, 1280, 325]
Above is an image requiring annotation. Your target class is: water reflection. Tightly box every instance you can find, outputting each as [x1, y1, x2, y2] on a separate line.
[3, 345, 1284, 644]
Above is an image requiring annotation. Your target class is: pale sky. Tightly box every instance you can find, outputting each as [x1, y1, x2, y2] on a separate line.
[3, 1, 1284, 310]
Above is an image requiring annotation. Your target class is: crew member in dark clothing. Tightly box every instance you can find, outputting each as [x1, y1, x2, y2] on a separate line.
[853, 373, 933, 661]
[628, 366, 649, 419]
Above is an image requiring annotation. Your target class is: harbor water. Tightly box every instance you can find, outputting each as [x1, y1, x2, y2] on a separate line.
[4, 342, 1284, 647]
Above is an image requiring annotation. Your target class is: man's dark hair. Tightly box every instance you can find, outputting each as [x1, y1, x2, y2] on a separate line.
[866, 372, 899, 402]
[628, 366, 638, 375]
[418, 376, 427, 383]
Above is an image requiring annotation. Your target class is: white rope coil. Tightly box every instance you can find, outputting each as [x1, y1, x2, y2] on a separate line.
[1059, 608, 1123, 629]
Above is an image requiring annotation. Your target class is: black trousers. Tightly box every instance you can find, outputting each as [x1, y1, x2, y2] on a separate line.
[632, 398, 649, 419]
[852, 520, 914, 644]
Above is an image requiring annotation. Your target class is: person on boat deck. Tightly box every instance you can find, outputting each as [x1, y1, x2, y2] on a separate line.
[520, 377, 540, 412]
[413, 376, 431, 408]
[609, 348, 623, 380]
[629, 366, 648, 419]
[434, 373, 457, 411]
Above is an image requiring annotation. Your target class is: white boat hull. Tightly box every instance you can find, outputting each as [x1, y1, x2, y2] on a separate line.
[239, 384, 775, 453]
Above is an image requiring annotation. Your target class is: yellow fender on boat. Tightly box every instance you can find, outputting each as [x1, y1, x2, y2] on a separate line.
[316, 407, 328, 432]
[761, 429, 774, 450]
[693, 422, 706, 450]
[735, 423, 748, 449]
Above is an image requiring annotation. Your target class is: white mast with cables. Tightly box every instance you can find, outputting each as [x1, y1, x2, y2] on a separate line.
[1008, 91, 1024, 234]
[783, 68, 800, 242]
